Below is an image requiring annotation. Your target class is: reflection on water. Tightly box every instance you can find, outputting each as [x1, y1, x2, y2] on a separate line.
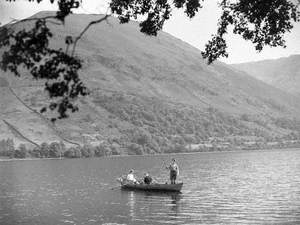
[169, 192, 181, 215]
[121, 189, 183, 224]
[1, 149, 300, 224]
[128, 191, 135, 219]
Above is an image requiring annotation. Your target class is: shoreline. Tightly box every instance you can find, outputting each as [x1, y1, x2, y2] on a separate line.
[1, 147, 299, 162]
[107, 147, 300, 158]
[0, 157, 63, 162]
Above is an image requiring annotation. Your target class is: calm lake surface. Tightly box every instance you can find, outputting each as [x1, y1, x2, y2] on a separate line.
[1, 149, 300, 225]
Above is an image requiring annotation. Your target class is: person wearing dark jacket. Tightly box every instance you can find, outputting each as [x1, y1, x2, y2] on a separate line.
[143, 173, 153, 184]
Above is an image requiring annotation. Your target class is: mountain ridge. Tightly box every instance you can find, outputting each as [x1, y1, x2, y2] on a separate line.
[231, 54, 300, 96]
[1, 12, 300, 152]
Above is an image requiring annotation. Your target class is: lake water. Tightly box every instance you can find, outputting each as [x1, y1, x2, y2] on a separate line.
[0, 149, 300, 225]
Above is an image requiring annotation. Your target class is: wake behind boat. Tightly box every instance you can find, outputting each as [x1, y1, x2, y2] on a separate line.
[117, 177, 183, 192]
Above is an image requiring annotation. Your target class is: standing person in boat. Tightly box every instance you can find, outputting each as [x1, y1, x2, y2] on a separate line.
[126, 169, 139, 184]
[166, 158, 179, 184]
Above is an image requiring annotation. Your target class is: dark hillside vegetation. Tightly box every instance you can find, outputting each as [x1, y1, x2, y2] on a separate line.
[1, 13, 300, 157]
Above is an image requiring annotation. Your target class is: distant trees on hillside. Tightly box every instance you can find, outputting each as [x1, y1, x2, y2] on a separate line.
[93, 92, 299, 153]
[0, 139, 15, 158]
[0, 139, 119, 159]
[0, 0, 299, 119]
[1, 119, 300, 159]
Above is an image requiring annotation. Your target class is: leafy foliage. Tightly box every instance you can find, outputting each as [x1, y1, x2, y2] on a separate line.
[0, 139, 15, 158]
[49, 142, 62, 157]
[111, 0, 299, 63]
[14, 144, 28, 158]
[0, 18, 88, 121]
[64, 146, 82, 158]
[0, 0, 299, 119]
[202, 0, 300, 63]
[92, 92, 281, 153]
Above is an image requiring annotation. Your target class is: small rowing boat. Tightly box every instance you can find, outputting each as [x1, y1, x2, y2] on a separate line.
[117, 178, 183, 192]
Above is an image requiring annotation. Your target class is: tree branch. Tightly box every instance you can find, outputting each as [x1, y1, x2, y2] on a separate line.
[9, 86, 80, 146]
[7, 15, 62, 26]
[71, 14, 111, 56]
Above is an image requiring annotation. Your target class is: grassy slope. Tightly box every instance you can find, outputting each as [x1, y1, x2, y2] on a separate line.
[0, 76, 66, 147]
[1, 12, 300, 151]
[231, 55, 300, 96]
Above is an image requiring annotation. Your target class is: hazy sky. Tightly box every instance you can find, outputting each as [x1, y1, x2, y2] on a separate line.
[1, 0, 300, 64]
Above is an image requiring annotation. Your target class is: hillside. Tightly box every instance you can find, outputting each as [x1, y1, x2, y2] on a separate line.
[231, 55, 300, 96]
[1, 12, 300, 153]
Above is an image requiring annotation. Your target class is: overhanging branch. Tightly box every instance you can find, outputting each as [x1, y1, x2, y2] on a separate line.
[71, 14, 111, 56]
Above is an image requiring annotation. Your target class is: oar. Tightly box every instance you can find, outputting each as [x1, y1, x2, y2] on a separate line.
[162, 159, 167, 169]
[109, 177, 123, 190]
[110, 186, 120, 190]
[159, 160, 169, 184]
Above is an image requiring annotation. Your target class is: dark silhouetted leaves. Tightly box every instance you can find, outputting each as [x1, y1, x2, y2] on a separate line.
[201, 0, 300, 63]
[0, 17, 88, 120]
[1, 0, 299, 122]
[110, 0, 299, 63]
[201, 35, 228, 64]
[65, 35, 73, 45]
[56, 0, 80, 22]
[110, 0, 173, 36]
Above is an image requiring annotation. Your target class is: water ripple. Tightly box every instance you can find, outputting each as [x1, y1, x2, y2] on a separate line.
[0, 149, 300, 224]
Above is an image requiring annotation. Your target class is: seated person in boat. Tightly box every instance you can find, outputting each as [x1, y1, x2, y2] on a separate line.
[143, 173, 153, 185]
[166, 158, 179, 184]
[126, 169, 139, 184]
